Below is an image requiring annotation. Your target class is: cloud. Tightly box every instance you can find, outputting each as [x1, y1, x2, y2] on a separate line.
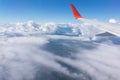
[0, 21, 120, 80]
[109, 19, 118, 23]
[0, 37, 49, 80]
[0, 36, 82, 80]
[0, 21, 103, 38]
[55, 42, 120, 80]
[0, 32, 120, 80]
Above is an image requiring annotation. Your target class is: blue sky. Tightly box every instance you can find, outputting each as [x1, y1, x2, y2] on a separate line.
[0, 0, 120, 23]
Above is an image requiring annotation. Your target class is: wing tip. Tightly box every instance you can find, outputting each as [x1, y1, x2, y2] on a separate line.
[70, 3, 83, 19]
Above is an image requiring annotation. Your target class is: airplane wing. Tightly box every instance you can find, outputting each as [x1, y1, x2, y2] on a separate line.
[70, 4, 120, 37]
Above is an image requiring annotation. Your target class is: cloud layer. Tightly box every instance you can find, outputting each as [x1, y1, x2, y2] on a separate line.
[0, 20, 120, 80]
[0, 21, 104, 39]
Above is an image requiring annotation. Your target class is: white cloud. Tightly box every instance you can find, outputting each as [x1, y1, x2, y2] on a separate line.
[0, 21, 103, 39]
[55, 43, 120, 80]
[0, 36, 81, 80]
[109, 19, 117, 23]
[0, 37, 49, 80]
[0, 31, 120, 80]
[0, 20, 120, 80]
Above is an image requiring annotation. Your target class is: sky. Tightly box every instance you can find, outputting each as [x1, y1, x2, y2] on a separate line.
[0, 0, 120, 23]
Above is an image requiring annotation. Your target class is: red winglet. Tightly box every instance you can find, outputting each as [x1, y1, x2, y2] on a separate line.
[70, 4, 82, 19]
